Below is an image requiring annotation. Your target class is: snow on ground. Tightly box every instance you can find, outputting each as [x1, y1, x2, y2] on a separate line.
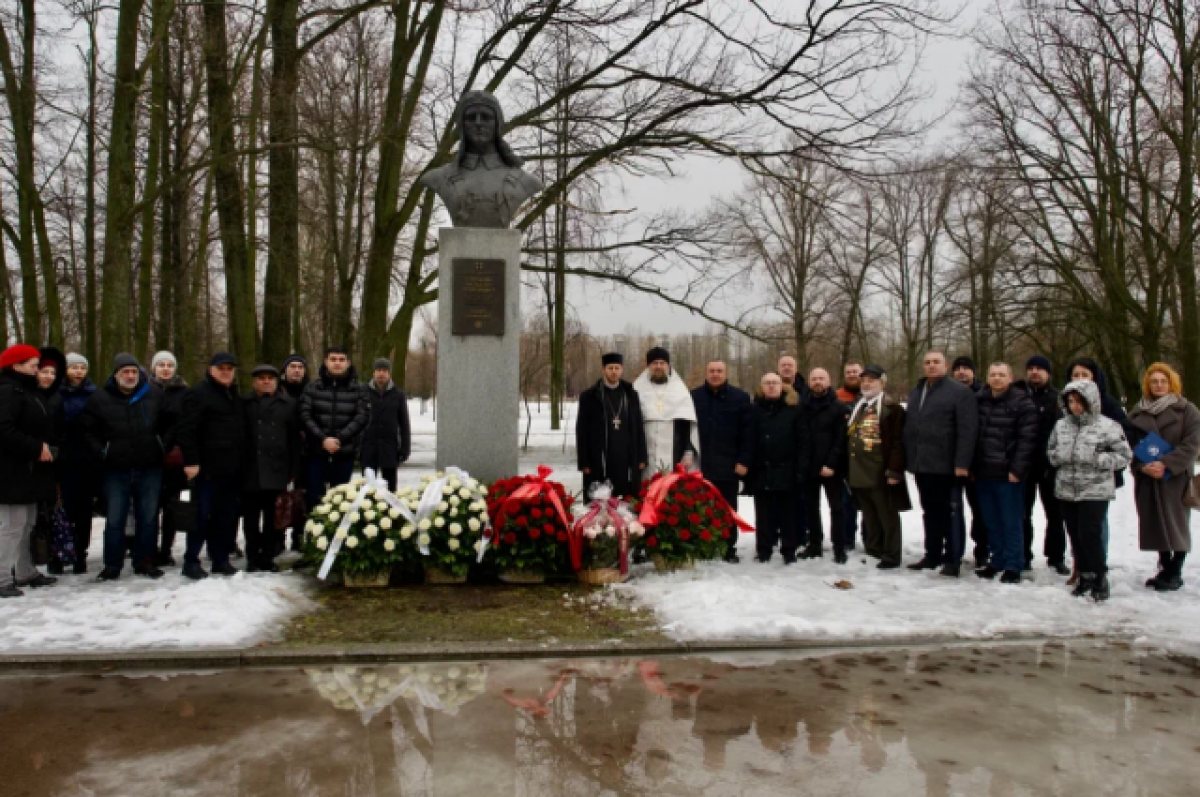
[2, 398, 1196, 655]
[617, 478, 1200, 657]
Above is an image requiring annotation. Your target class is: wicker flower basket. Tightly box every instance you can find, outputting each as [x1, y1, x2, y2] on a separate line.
[343, 569, 392, 588]
[498, 569, 545, 585]
[651, 555, 695, 574]
[577, 567, 628, 585]
[424, 566, 468, 585]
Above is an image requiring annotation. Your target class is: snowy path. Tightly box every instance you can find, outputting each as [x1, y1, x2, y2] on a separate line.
[1, 399, 1196, 655]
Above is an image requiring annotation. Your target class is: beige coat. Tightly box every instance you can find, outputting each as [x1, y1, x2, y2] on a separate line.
[1129, 399, 1200, 553]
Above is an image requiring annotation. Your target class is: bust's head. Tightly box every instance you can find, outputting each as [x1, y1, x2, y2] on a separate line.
[454, 90, 523, 167]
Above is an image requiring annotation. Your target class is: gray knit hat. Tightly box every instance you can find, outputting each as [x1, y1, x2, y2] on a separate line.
[151, 350, 177, 371]
[373, 358, 392, 372]
[66, 353, 88, 368]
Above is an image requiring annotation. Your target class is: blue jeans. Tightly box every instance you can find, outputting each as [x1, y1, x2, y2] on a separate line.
[304, 455, 356, 511]
[842, 484, 859, 549]
[102, 468, 163, 570]
[186, 474, 241, 568]
[976, 479, 1025, 573]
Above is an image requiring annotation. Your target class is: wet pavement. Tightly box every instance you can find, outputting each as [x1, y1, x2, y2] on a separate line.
[1, 642, 1198, 796]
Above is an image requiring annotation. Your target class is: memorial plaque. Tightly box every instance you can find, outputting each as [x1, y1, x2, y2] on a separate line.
[451, 258, 506, 336]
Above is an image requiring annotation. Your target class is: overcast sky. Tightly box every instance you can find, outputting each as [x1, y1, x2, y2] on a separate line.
[553, 5, 981, 339]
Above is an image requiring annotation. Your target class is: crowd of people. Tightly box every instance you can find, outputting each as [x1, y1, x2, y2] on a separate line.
[577, 348, 1200, 602]
[0, 345, 411, 597]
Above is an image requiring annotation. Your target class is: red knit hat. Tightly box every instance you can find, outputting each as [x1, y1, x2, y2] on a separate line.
[0, 344, 42, 370]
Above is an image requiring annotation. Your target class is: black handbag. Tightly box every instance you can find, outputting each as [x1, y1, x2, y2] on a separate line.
[31, 503, 52, 566]
[165, 495, 199, 533]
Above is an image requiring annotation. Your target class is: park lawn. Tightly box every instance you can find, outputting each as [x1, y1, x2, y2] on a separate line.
[276, 580, 663, 647]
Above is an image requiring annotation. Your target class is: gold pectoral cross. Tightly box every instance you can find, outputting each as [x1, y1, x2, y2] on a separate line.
[656, 397, 665, 416]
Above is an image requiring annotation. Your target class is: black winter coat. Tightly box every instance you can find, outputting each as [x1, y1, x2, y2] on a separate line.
[242, 391, 301, 492]
[805, 390, 850, 477]
[576, 380, 648, 480]
[360, 381, 412, 471]
[747, 388, 811, 494]
[0, 369, 57, 504]
[57, 379, 97, 469]
[904, 377, 979, 475]
[1014, 380, 1061, 472]
[691, 382, 754, 483]
[973, 386, 1039, 481]
[81, 374, 173, 471]
[177, 374, 245, 478]
[299, 366, 370, 458]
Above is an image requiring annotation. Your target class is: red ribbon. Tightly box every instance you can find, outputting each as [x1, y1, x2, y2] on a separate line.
[570, 497, 631, 574]
[492, 466, 571, 546]
[638, 465, 755, 532]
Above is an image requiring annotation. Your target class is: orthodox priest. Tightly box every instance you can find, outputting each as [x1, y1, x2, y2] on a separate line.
[576, 353, 647, 499]
[634, 347, 699, 480]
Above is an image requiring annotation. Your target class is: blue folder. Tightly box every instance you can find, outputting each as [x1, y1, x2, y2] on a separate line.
[1133, 431, 1173, 465]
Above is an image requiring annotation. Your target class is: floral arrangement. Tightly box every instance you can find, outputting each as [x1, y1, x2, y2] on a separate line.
[307, 663, 488, 721]
[571, 482, 645, 572]
[303, 478, 410, 578]
[632, 467, 751, 565]
[485, 467, 574, 576]
[398, 472, 491, 579]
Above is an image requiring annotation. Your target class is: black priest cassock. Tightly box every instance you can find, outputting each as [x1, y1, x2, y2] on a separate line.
[576, 353, 648, 500]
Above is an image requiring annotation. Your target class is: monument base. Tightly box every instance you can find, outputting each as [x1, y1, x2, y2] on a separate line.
[435, 227, 521, 483]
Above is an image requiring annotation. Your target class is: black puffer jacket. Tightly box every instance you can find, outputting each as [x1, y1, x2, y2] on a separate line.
[81, 373, 173, 471]
[177, 374, 245, 478]
[805, 390, 850, 477]
[360, 380, 412, 471]
[151, 375, 189, 450]
[0, 369, 57, 504]
[242, 391, 301, 492]
[690, 382, 754, 483]
[747, 387, 811, 494]
[299, 366, 371, 458]
[973, 386, 1039, 481]
[1014, 380, 1061, 472]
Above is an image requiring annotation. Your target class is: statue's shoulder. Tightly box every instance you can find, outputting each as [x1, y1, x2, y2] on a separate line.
[512, 168, 544, 195]
[420, 163, 457, 192]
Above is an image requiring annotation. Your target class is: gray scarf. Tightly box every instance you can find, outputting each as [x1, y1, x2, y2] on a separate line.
[1137, 393, 1180, 416]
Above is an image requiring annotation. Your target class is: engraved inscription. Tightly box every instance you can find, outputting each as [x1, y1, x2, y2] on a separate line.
[452, 259, 506, 336]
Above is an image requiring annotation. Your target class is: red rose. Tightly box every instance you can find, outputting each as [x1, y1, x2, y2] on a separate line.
[543, 523, 554, 535]
[679, 529, 692, 541]
[516, 516, 529, 527]
[483, 528, 494, 539]
[646, 536, 658, 548]
[688, 513, 702, 524]
[684, 497, 696, 509]
[529, 528, 541, 540]
[700, 530, 713, 542]
[720, 529, 730, 539]
[531, 508, 543, 519]
[667, 516, 679, 526]
[556, 531, 568, 542]
[704, 507, 713, 518]
[504, 499, 521, 515]
[503, 532, 517, 544]
[638, 490, 649, 499]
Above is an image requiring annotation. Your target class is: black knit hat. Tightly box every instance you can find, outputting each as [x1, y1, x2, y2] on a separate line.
[862, 364, 886, 380]
[952, 355, 976, 374]
[282, 354, 307, 370]
[111, 352, 139, 375]
[602, 352, 624, 367]
[1026, 355, 1052, 374]
[373, 358, 392, 372]
[646, 347, 670, 366]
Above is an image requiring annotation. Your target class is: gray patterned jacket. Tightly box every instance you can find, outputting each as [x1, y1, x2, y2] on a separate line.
[1046, 380, 1133, 502]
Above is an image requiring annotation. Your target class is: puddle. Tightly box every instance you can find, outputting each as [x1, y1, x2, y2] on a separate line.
[1, 642, 1197, 796]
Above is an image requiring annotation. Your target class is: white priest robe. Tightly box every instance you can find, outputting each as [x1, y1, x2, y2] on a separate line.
[632, 370, 700, 481]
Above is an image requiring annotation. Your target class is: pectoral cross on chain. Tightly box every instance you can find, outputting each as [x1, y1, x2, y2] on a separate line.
[612, 417, 621, 430]
[656, 397, 665, 416]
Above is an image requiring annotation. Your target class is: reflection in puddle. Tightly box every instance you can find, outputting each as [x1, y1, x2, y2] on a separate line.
[1, 642, 1198, 796]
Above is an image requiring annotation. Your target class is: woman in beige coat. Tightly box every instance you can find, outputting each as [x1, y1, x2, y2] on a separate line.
[1129, 363, 1200, 592]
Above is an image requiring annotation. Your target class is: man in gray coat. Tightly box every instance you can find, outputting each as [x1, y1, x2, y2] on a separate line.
[904, 351, 979, 577]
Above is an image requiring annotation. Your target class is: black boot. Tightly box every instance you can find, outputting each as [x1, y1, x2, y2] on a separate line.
[0, 585, 23, 598]
[939, 563, 961, 578]
[798, 544, 823, 560]
[1155, 552, 1186, 592]
[97, 567, 121, 582]
[975, 566, 1000, 580]
[1072, 573, 1094, 597]
[907, 558, 940, 571]
[73, 557, 88, 575]
[1000, 570, 1022, 585]
[182, 562, 210, 581]
[833, 547, 848, 565]
[19, 573, 58, 588]
[134, 559, 165, 580]
[1092, 573, 1110, 602]
[1048, 561, 1071, 576]
[1146, 552, 1171, 588]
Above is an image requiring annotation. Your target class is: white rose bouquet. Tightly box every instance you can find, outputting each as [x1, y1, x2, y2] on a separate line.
[307, 663, 489, 722]
[303, 478, 410, 582]
[410, 471, 490, 580]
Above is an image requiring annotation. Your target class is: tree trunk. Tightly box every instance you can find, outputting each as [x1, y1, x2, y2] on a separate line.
[201, 0, 257, 379]
[84, 4, 99, 364]
[98, 0, 149, 366]
[135, 0, 170, 362]
[264, 0, 299, 366]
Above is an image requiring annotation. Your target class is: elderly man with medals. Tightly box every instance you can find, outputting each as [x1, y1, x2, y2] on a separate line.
[576, 353, 647, 499]
[633, 347, 699, 480]
[846, 364, 911, 569]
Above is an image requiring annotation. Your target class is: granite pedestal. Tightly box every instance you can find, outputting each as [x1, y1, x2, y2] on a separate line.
[435, 227, 521, 482]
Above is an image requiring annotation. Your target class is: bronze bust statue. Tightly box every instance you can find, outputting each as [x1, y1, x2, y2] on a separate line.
[420, 91, 544, 229]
